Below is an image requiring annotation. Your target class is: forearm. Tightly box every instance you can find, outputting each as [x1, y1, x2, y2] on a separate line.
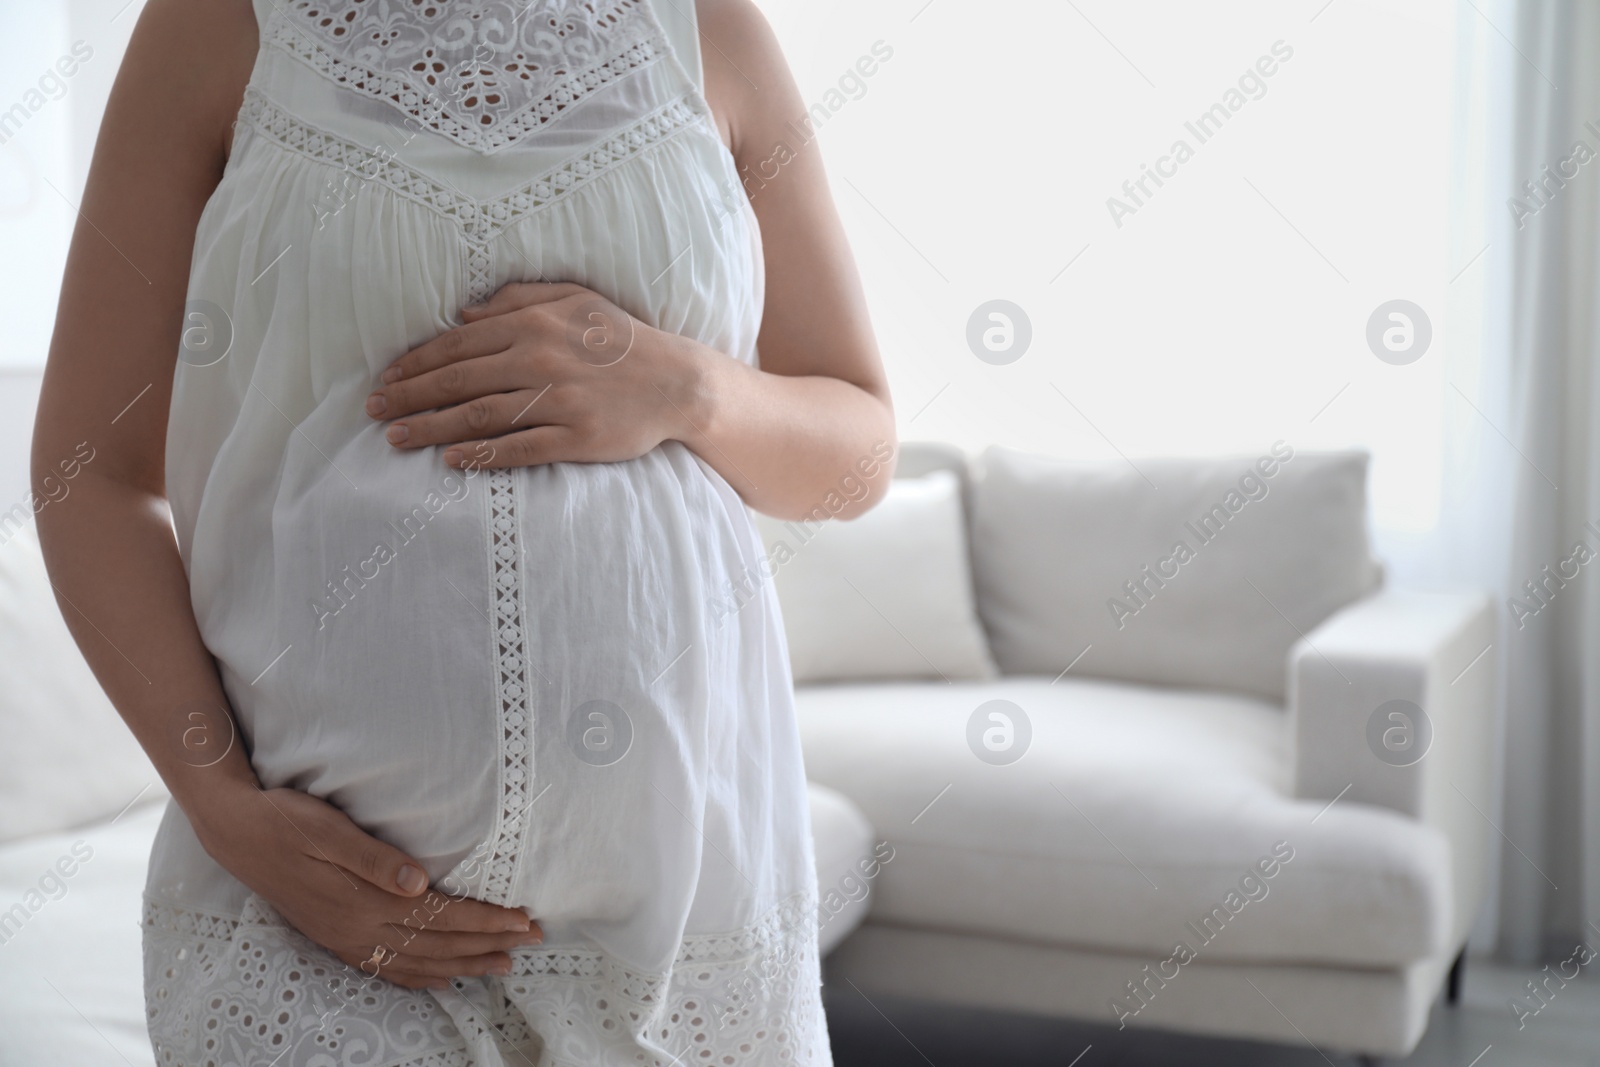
[671, 335, 897, 521]
[33, 473, 259, 838]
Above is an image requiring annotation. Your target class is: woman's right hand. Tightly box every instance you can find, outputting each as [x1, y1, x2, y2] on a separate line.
[191, 783, 541, 991]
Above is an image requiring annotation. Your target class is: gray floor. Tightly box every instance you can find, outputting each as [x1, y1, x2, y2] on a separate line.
[824, 963, 1600, 1066]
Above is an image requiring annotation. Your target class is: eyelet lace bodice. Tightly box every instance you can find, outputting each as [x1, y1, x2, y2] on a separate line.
[273, 0, 662, 153]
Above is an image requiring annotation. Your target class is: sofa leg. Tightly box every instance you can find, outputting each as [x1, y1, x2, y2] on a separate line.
[1447, 947, 1466, 1006]
[1356, 1057, 1382, 1067]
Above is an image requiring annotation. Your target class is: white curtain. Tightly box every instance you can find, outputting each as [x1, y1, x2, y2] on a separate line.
[1433, 0, 1600, 963]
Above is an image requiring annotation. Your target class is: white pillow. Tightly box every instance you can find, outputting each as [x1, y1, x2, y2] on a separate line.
[0, 520, 166, 844]
[756, 470, 996, 685]
[970, 445, 1381, 701]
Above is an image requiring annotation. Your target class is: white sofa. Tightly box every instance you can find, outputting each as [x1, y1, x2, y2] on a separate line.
[761, 441, 1495, 1059]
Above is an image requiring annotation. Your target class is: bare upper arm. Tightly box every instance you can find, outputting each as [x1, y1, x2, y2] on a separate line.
[696, 0, 888, 406]
[32, 0, 257, 497]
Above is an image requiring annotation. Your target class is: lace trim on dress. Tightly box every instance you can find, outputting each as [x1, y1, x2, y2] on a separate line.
[266, 0, 666, 154]
[143, 892, 826, 1066]
[237, 88, 702, 240]
[480, 465, 528, 904]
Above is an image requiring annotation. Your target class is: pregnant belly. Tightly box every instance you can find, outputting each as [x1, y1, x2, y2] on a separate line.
[195, 412, 750, 916]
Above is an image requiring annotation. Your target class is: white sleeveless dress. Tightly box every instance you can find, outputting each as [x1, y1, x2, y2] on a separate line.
[142, 2, 829, 1064]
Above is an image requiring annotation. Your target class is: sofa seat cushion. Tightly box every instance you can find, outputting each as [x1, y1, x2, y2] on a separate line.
[0, 801, 166, 1067]
[807, 783, 879, 956]
[0, 522, 168, 845]
[795, 678, 1450, 967]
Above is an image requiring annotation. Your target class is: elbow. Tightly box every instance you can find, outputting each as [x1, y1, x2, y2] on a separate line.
[25, 445, 87, 542]
[778, 428, 898, 523]
[25, 450, 169, 555]
[833, 408, 897, 520]
[832, 448, 896, 521]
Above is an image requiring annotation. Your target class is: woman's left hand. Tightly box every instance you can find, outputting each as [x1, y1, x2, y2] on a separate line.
[367, 282, 703, 469]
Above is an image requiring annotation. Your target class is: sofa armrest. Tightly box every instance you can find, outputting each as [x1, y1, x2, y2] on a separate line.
[1288, 588, 1496, 945]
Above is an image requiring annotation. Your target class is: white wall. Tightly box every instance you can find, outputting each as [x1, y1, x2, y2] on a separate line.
[755, 0, 1456, 552]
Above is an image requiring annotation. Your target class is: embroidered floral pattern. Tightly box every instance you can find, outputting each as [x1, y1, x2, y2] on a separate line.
[143, 893, 827, 1066]
[143, 898, 469, 1067]
[268, 0, 664, 153]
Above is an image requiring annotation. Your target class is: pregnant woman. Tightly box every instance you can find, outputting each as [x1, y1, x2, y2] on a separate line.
[32, 0, 892, 1063]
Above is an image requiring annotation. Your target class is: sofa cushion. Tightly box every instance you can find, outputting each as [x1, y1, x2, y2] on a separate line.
[0, 521, 167, 845]
[970, 445, 1381, 701]
[0, 802, 165, 1067]
[795, 677, 1451, 967]
[756, 470, 996, 684]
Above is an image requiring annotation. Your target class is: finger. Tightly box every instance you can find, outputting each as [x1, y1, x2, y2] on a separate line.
[443, 427, 579, 471]
[460, 281, 589, 322]
[419, 894, 537, 935]
[373, 350, 531, 421]
[386, 387, 557, 449]
[378, 316, 516, 390]
[309, 805, 432, 897]
[380, 926, 542, 960]
[379, 888, 542, 939]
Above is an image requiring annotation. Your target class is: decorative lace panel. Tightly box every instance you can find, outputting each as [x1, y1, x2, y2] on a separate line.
[464, 241, 495, 306]
[143, 892, 828, 1066]
[480, 465, 530, 904]
[267, 0, 667, 153]
[238, 88, 703, 240]
[143, 898, 472, 1067]
[497, 892, 829, 1065]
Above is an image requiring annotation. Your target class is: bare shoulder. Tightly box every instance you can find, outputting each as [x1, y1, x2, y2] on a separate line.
[693, 0, 803, 157]
[130, 0, 257, 70]
[34, 0, 258, 494]
[686, 0, 886, 400]
[119, 0, 258, 159]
